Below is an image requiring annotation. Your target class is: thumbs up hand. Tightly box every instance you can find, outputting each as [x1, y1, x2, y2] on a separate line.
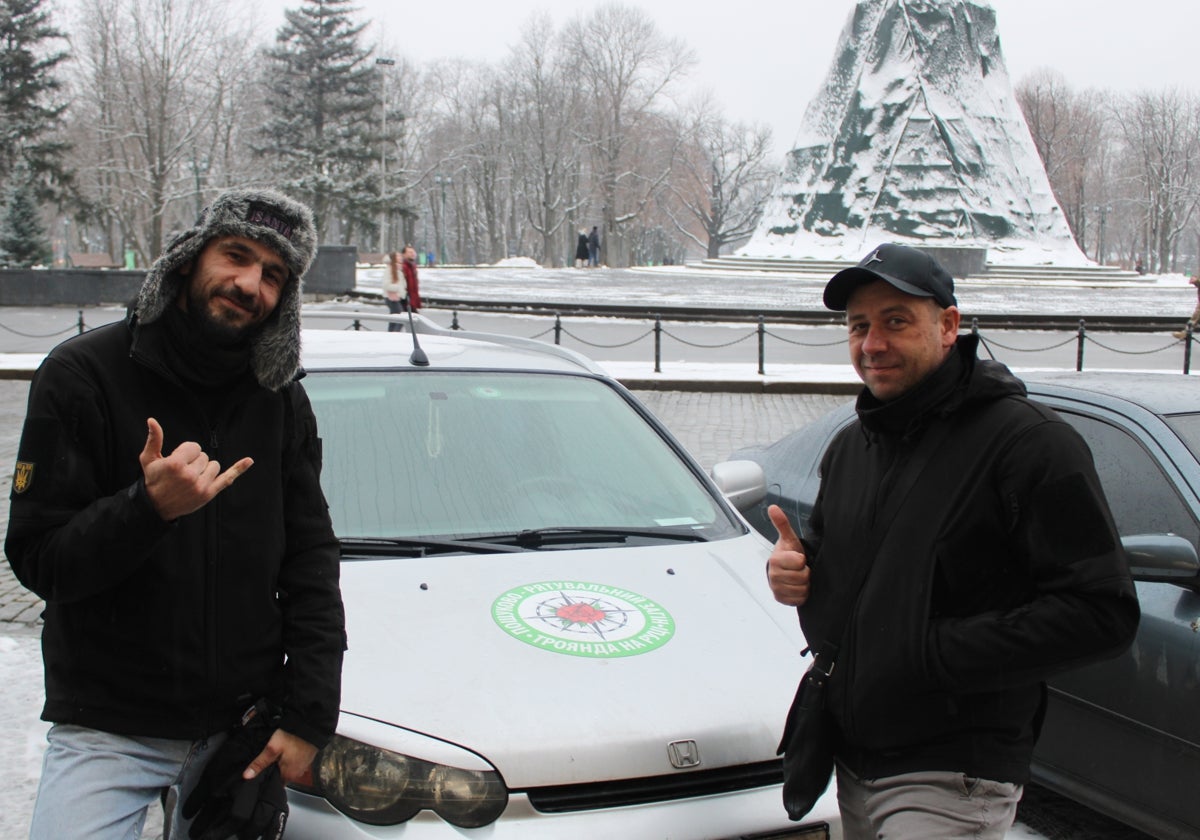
[767, 504, 811, 606]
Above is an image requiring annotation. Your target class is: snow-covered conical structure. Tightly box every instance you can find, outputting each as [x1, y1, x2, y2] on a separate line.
[742, 0, 1086, 265]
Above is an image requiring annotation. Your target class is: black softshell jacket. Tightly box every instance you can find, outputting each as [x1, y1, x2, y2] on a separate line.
[799, 337, 1139, 784]
[5, 317, 346, 747]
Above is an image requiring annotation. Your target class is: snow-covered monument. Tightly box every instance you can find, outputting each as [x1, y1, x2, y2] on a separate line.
[740, 0, 1088, 269]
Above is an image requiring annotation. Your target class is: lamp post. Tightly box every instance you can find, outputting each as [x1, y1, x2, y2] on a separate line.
[435, 173, 451, 265]
[1093, 203, 1110, 264]
[376, 57, 395, 254]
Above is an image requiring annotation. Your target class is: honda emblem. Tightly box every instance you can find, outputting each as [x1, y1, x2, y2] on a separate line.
[667, 739, 702, 769]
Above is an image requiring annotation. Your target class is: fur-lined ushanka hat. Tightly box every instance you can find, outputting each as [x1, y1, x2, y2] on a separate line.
[135, 188, 317, 391]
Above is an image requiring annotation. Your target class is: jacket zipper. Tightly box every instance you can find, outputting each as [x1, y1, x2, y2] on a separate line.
[204, 424, 221, 735]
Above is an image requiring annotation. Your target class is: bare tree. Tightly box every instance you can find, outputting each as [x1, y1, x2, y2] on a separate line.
[1113, 89, 1200, 273]
[664, 99, 775, 258]
[504, 13, 587, 266]
[562, 3, 694, 266]
[418, 58, 516, 264]
[1016, 69, 1109, 255]
[66, 0, 256, 264]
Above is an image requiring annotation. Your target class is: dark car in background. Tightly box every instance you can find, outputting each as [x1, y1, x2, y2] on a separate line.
[712, 371, 1200, 840]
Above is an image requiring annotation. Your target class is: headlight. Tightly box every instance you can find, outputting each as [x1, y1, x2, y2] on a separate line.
[296, 734, 509, 827]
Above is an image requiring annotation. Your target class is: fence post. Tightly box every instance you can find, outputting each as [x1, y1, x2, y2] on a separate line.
[1076, 319, 1086, 372]
[1186, 324, 1194, 375]
[757, 315, 765, 375]
[353, 319, 362, 331]
[971, 317, 979, 336]
[451, 311, 461, 330]
[554, 314, 562, 345]
[77, 309, 85, 335]
[654, 316, 662, 373]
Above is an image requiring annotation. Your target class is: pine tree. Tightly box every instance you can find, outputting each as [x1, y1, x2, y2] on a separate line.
[0, 168, 52, 266]
[0, 0, 72, 200]
[258, 0, 384, 243]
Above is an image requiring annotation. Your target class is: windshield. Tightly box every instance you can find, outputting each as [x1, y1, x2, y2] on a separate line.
[304, 370, 741, 543]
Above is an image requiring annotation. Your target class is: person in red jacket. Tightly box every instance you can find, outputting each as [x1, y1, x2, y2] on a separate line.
[402, 244, 421, 312]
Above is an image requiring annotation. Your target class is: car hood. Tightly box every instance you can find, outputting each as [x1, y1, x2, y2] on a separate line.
[336, 535, 808, 788]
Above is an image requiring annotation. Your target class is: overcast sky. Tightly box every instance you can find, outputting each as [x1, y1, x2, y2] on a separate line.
[251, 0, 1194, 154]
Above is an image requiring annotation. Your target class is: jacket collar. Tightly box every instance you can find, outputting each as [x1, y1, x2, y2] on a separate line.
[855, 334, 1016, 439]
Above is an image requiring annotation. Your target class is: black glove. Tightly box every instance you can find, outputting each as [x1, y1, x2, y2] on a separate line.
[182, 700, 289, 840]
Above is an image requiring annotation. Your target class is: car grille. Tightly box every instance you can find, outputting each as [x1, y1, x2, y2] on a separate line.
[523, 759, 783, 813]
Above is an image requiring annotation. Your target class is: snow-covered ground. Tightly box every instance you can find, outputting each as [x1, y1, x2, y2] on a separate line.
[357, 261, 1198, 316]
[1, 626, 54, 839]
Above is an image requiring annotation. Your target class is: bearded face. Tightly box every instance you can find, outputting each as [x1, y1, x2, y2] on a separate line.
[179, 236, 289, 345]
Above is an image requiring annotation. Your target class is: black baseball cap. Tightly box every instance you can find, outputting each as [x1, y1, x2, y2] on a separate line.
[823, 243, 957, 311]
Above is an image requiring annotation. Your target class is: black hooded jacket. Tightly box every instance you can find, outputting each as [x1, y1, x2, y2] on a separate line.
[799, 335, 1139, 784]
[5, 312, 346, 747]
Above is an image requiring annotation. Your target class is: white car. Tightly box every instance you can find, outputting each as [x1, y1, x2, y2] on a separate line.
[284, 315, 839, 839]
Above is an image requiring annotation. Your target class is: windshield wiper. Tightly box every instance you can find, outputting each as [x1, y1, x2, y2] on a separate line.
[477, 526, 710, 549]
[339, 536, 526, 558]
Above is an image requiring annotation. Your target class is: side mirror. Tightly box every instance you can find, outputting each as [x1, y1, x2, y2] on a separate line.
[1121, 533, 1200, 586]
[710, 460, 767, 512]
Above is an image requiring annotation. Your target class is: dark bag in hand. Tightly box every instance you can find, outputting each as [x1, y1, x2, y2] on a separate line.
[182, 700, 289, 840]
[776, 648, 837, 821]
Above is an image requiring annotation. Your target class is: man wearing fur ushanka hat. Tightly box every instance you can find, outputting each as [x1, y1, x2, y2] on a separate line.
[7, 188, 346, 839]
[137, 187, 318, 391]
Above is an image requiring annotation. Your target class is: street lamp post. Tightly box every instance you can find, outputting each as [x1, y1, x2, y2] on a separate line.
[1094, 203, 1110, 265]
[435, 173, 451, 266]
[376, 57, 395, 254]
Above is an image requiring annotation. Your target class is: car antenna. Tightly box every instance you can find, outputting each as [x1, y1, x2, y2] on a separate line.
[406, 304, 429, 366]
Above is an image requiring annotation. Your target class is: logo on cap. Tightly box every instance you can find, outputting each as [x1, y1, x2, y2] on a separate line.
[245, 202, 295, 241]
[864, 249, 884, 266]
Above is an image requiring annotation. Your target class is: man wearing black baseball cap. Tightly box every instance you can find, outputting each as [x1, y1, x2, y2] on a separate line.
[765, 243, 1138, 837]
[8, 188, 346, 839]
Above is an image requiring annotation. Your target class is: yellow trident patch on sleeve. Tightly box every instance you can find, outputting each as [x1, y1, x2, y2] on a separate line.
[13, 461, 34, 494]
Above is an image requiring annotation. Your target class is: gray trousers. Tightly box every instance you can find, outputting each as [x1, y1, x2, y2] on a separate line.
[835, 762, 1022, 839]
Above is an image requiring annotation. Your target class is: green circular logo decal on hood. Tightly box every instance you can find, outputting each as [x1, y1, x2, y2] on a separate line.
[492, 581, 675, 658]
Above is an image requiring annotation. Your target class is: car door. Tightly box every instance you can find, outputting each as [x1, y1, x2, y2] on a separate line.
[1030, 393, 1200, 839]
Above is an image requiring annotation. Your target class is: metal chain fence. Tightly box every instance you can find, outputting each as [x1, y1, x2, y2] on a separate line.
[483, 312, 1200, 376]
[10, 308, 1198, 376]
[0, 310, 87, 340]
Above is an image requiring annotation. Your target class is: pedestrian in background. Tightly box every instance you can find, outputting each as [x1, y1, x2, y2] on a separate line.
[575, 230, 589, 268]
[587, 225, 600, 267]
[1174, 271, 1200, 339]
[402, 244, 421, 312]
[383, 250, 405, 331]
[767, 243, 1138, 838]
[6, 188, 347, 840]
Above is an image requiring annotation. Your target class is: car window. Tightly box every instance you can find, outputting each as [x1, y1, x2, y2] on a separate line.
[1058, 411, 1199, 548]
[1164, 413, 1200, 466]
[304, 370, 740, 542]
[1051, 410, 1200, 753]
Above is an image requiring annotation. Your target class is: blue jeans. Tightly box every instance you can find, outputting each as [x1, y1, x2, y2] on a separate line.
[836, 762, 1022, 839]
[29, 724, 227, 840]
[385, 296, 405, 331]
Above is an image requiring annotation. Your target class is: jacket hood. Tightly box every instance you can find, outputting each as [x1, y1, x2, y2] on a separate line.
[135, 189, 317, 391]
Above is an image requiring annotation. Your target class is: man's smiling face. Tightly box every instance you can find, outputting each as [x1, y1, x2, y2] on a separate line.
[846, 279, 960, 401]
[180, 235, 289, 344]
